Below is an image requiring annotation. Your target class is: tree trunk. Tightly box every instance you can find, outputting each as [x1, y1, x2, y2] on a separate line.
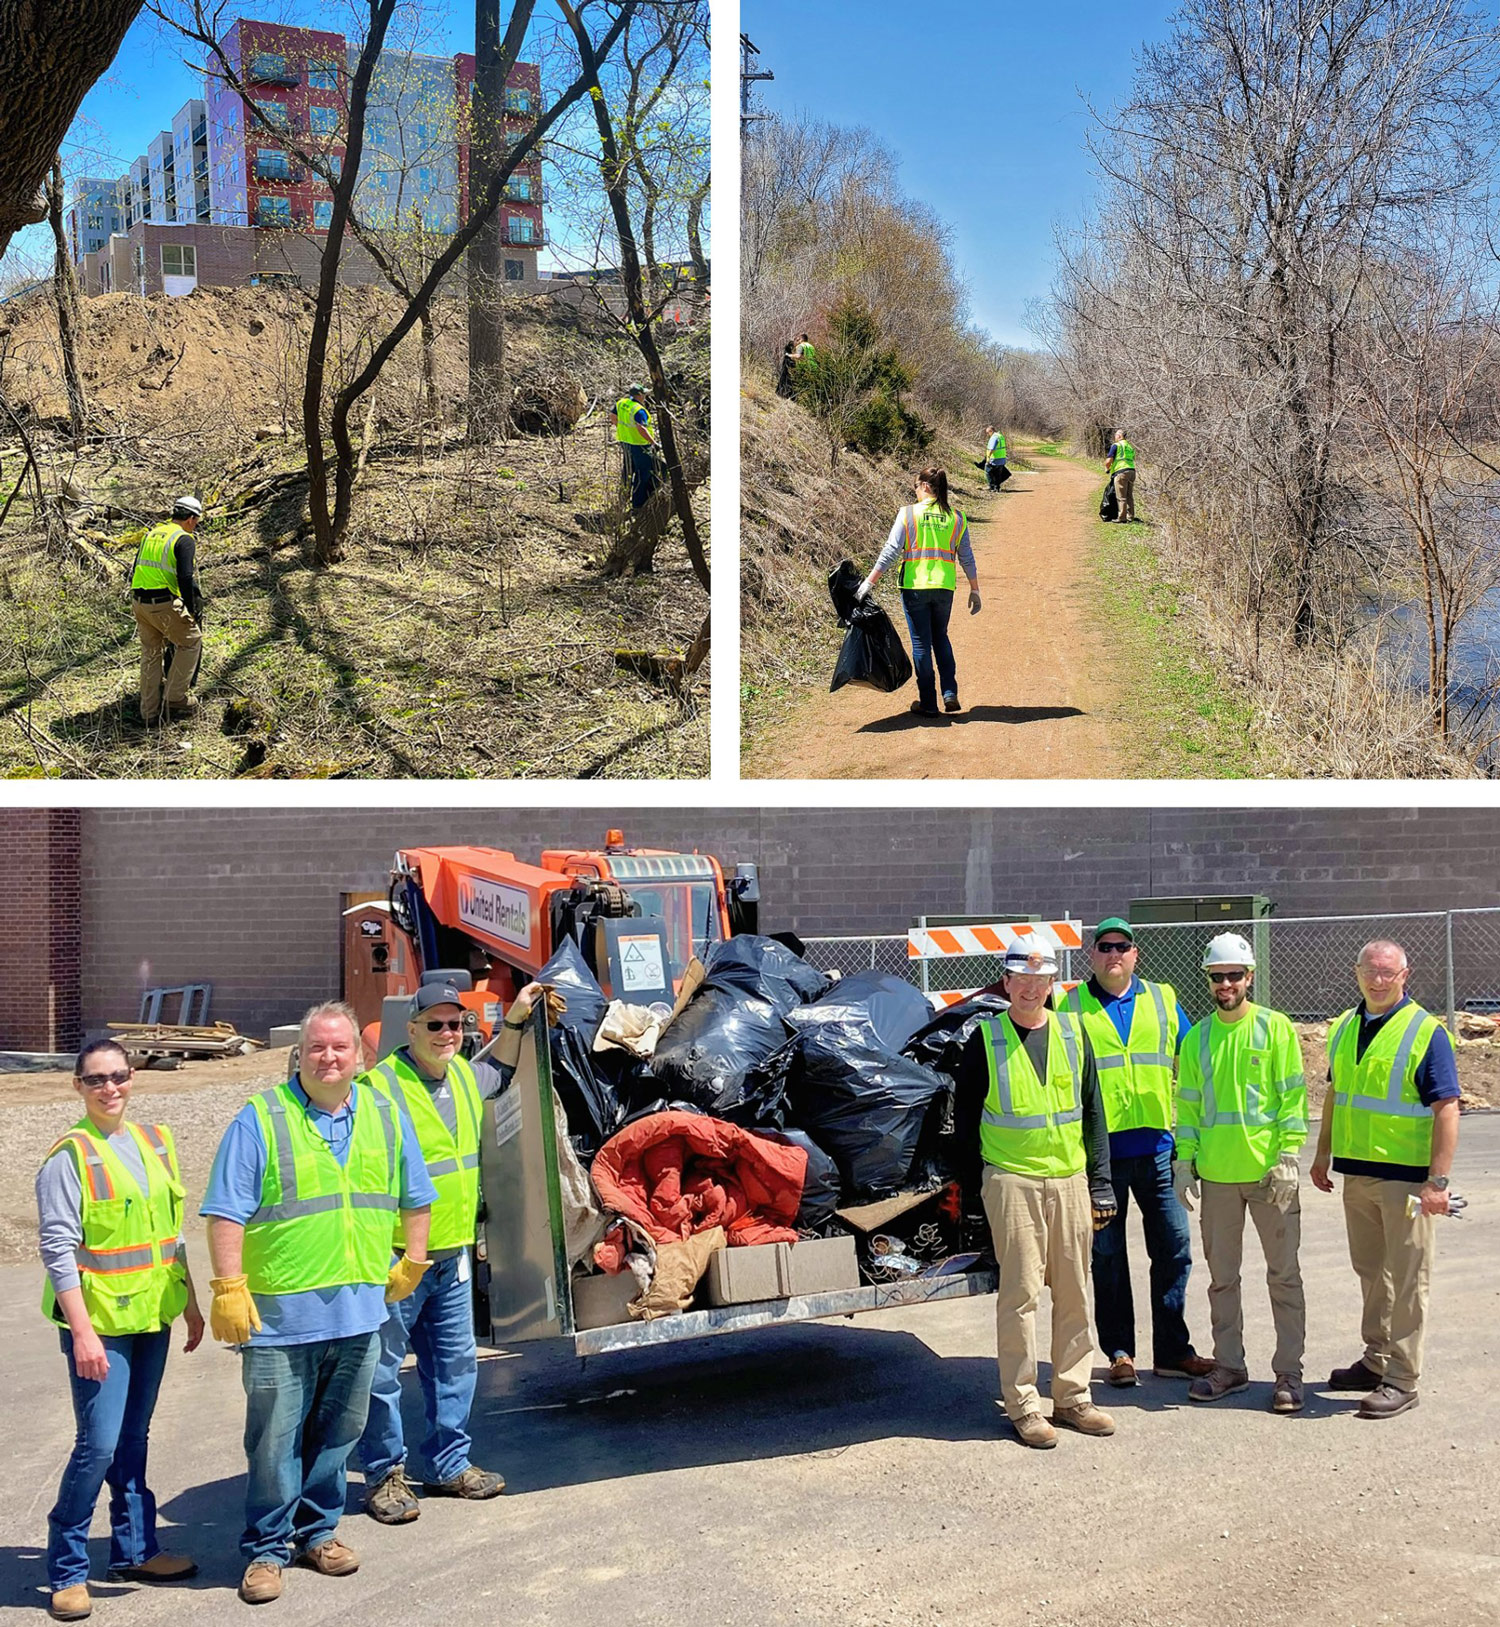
[45, 157, 87, 446]
[467, 0, 507, 440]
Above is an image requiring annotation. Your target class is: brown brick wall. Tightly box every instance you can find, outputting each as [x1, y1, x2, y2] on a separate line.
[0, 807, 1488, 1045]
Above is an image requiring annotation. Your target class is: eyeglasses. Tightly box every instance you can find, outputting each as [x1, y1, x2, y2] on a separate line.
[423, 1018, 463, 1032]
[1207, 971, 1248, 985]
[1094, 941, 1133, 955]
[78, 1069, 131, 1089]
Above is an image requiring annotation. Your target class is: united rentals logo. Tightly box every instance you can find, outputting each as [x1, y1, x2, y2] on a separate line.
[456, 875, 531, 949]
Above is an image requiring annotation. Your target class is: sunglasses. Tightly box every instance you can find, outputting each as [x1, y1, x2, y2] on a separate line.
[78, 1069, 131, 1089]
[1094, 941, 1134, 954]
[1207, 971, 1248, 985]
[423, 1018, 464, 1032]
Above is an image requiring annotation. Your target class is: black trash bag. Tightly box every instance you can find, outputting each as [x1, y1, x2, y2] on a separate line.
[993, 462, 1012, 486]
[1099, 478, 1119, 522]
[905, 992, 1010, 1075]
[535, 937, 620, 1155]
[783, 972, 949, 1198]
[754, 1126, 842, 1229]
[649, 935, 829, 1117]
[828, 561, 913, 695]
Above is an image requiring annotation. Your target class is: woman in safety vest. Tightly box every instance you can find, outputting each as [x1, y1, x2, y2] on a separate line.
[856, 467, 981, 716]
[36, 1039, 204, 1622]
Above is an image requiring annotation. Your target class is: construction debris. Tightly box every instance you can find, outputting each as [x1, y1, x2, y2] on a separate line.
[106, 1021, 263, 1063]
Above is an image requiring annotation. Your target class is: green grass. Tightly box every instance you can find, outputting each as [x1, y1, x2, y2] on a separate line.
[1032, 440, 1065, 457]
[1083, 514, 1263, 778]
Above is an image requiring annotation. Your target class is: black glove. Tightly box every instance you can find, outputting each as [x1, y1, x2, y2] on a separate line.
[1091, 1201, 1117, 1232]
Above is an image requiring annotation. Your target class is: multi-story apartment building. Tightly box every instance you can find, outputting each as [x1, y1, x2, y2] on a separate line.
[171, 99, 212, 225]
[64, 179, 123, 263]
[146, 129, 176, 222]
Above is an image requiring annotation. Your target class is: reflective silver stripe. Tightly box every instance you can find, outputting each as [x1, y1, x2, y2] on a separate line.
[1127, 1052, 1174, 1070]
[1146, 979, 1171, 1050]
[350, 1192, 399, 1213]
[1095, 1054, 1128, 1070]
[257, 1087, 299, 1203]
[249, 1193, 345, 1224]
[425, 1152, 481, 1179]
[1178, 1087, 1202, 1102]
[452, 1057, 483, 1151]
[366, 1085, 397, 1190]
[77, 1244, 156, 1272]
[134, 1122, 175, 1179]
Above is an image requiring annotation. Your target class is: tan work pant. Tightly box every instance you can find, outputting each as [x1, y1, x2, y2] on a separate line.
[1199, 1178, 1305, 1377]
[981, 1165, 1096, 1419]
[1113, 468, 1136, 521]
[133, 599, 201, 721]
[1342, 1174, 1435, 1391]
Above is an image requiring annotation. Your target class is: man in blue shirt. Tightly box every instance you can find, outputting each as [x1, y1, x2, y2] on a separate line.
[1060, 919, 1214, 1388]
[1310, 940, 1461, 1418]
[202, 1002, 437, 1606]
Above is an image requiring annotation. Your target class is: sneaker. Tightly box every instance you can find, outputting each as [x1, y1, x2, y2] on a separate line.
[942, 693, 962, 713]
[1011, 1412, 1057, 1450]
[1271, 1374, 1304, 1413]
[238, 1563, 283, 1605]
[1329, 1357, 1383, 1392]
[1153, 1353, 1217, 1379]
[48, 1586, 91, 1622]
[424, 1464, 506, 1499]
[1188, 1365, 1250, 1402]
[1359, 1383, 1420, 1419]
[365, 1465, 420, 1524]
[106, 1551, 198, 1583]
[1052, 1403, 1116, 1437]
[1107, 1355, 1139, 1388]
[296, 1539, 359, 1577]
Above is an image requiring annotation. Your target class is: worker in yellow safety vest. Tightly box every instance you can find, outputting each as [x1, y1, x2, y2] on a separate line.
[1104, 430, 1137, 523]
[984, 426, 1009, 491]
[615, 384, 660, 509]
[36, 1038, 205, 1622]
[1173, 933, 1308, 1412]
[1311, 939, 1461, 1419]
[958, 942, 1118, 1450]
[202, 1002, 435, 1605]
[795, 332, 818, 371]
[855, 466, 982, 717]
[130, 496, 204, 724]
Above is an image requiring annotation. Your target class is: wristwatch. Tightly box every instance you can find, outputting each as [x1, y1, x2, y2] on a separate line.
[1424, 1175, 1450, 1191]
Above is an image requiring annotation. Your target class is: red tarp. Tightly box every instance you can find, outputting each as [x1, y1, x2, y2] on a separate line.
[591, 1111, 807, 1253]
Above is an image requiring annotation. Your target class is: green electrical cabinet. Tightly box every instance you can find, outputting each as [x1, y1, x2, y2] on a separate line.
[1128, 895, 1275, 1021]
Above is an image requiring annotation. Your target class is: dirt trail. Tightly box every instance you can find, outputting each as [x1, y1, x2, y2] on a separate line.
[749, 453, 1121, 780]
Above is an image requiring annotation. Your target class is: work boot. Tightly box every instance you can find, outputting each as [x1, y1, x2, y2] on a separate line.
[1188, 1364, 1250, 1402]
[48, 1585, 91, 1622]
[106, 1551, 198, 1582]
[1107, 1354, 1139, 1388]
[1052, 1403, 1116, 1437]
[238, 1563, 282, 1604]
[297, 1539, 359, 1576]
[1152, 1353, 1216, 1380]
[424, 1464, 506, 1499]
[1329, 1357, 1383, 1392]
[365, 1465, 420, 1524]
[1359, 1383, 1420, 1419]
[1011, 1412, 1057, 1450]
[1271, 1374, 1305, 1413]
[909, 700, 940, 718]
[943, 693, 962, 713]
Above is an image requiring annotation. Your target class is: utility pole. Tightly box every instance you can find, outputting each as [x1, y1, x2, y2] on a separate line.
[740, 34, 772, 139]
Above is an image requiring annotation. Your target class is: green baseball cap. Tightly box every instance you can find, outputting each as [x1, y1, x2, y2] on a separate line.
[1094, 917, 1135, 943]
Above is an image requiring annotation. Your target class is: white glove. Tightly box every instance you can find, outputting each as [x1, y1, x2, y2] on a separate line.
[1264, 1152, 1300, 1212]
[854, 576, 875, 602]
[1172, 1158, 1199, 1211]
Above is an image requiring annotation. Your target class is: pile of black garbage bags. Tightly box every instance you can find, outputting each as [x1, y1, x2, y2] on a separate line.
[533, 933, 1008, 1248]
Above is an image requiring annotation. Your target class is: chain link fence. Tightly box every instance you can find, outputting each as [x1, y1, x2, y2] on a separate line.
[802, 909, 1500, 1027]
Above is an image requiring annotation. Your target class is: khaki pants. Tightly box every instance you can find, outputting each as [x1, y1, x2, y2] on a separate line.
[981, 1165, 1096, 1419]
[1342, 1174, 1435, 1391]
[1199, 1178, 1305, 1377]
[134, 599, 201, 720]
[1113, 468, 1136, 521]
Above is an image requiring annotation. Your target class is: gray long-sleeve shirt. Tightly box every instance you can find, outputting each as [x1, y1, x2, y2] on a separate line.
[36, 1128, 186, 1297]
[872, 504, 978, 584]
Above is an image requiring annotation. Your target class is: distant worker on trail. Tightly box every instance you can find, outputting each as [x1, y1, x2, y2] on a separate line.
[984, 426, 1009, 491]
[855, 467, 981, 718]
[1104, 430, 1136, 523]
[615, 384, 660, 510]
[1174, 934, 1308, 1414]
[795, 332, 818, 372]
[1310, 939, 1461, 1419]
[129, 496, 204, 725]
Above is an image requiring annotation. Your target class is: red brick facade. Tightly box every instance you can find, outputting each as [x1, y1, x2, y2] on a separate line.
[0, 810, 82, 1052]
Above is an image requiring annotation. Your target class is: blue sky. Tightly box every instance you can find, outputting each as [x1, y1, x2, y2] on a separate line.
[743, 0, 1180, 348]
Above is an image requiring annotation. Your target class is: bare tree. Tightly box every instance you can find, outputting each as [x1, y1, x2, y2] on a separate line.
[44, 157, 88, 445]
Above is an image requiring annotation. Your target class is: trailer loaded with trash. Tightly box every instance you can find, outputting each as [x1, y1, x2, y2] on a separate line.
[479, 932, 1012, 1356]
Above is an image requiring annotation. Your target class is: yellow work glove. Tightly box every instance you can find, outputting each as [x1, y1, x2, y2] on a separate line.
[385, 1254, 432, 1304]
[208, 1274, 262, 1344]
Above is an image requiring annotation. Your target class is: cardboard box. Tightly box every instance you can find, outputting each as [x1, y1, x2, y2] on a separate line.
[704, 1235, 859, 1306]
[570, 1270, 639, 1330]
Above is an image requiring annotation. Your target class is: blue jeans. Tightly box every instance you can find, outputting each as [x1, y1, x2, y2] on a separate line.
[624, 443, 659, 508]
[47, 1327, 171, 1590]
[900, 588, 957, 710]
[359, 1252, 478, 1486]
[1090, 1144, 1197, 1366]
[240, 1332, 380, 1564]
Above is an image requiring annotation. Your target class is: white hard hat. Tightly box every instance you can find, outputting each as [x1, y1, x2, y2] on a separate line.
[1003, 943, 1060, 977]
[172, 494, 203, 517]
[1202, 932, 1255, 970]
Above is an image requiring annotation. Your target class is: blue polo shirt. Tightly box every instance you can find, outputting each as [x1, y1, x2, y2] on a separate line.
[1087, 975, 1193, 1160]
[201, 1076, 438, 1347]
